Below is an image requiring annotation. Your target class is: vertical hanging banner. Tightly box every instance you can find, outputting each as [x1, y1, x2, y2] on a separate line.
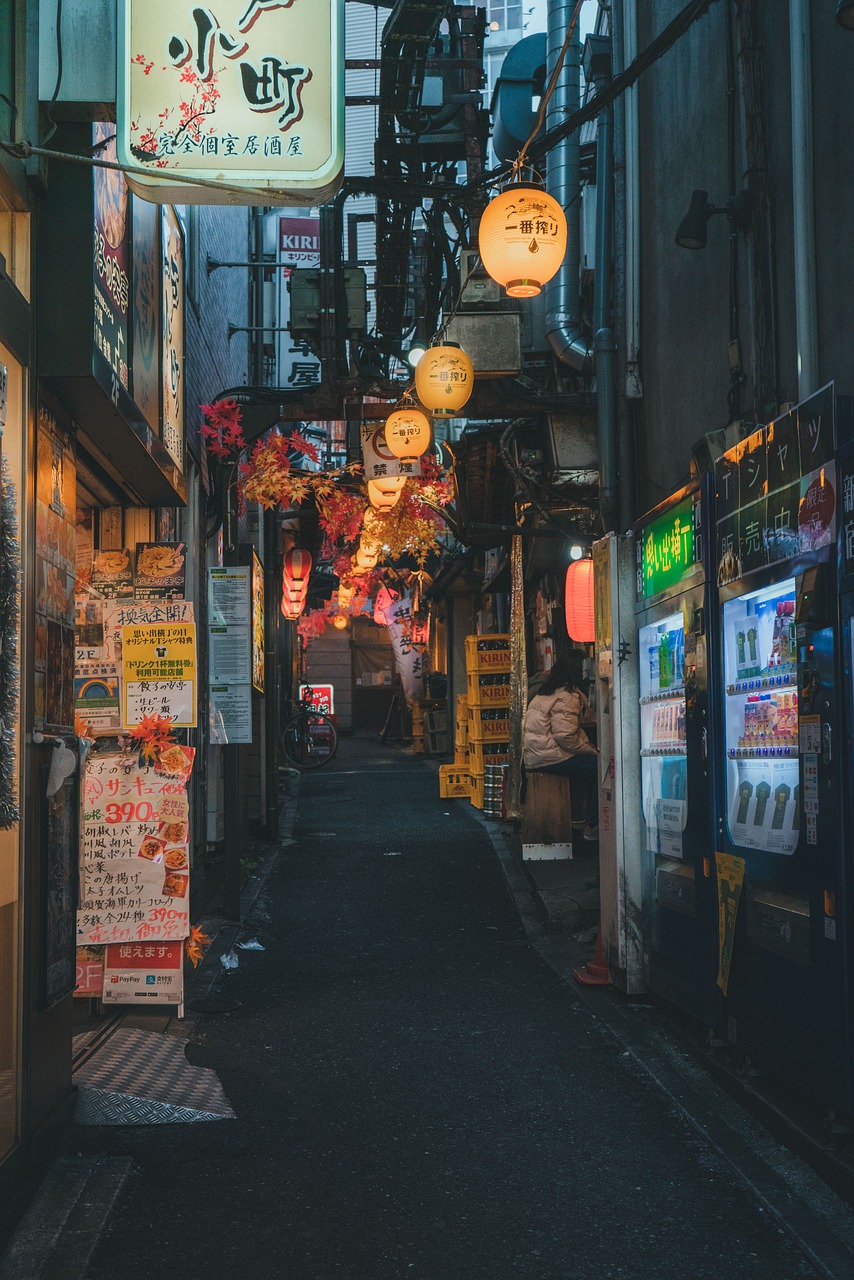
[78, 751, 195, 946]
[161, 207, 185, 470]
[117, 0, 345, 206]
[384, 595, 428, 704]
[715, 852, 745, 995]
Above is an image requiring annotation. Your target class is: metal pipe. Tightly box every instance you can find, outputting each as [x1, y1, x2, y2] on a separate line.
[789, 0, 819, 398]
[612, 0, 638, 531]
[622, 0, 642, 404]
[592, 57, 618, 532]
[545, 0, 590, 371]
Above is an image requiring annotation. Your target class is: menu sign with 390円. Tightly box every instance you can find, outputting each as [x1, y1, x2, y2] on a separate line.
[77, 750, 194, 946]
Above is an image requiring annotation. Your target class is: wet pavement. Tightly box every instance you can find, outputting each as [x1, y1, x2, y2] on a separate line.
[66, 736, 843, 1278]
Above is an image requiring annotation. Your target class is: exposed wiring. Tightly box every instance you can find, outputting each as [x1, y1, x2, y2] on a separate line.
[42, 0, 64, 147]
[513, 0, 586, 178]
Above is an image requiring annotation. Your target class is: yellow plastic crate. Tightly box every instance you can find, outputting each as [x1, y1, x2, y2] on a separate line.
[439, 765, 470, 799]
[468, 772, 485, 809]
[469, 740, 509, 774]
[454, 745, 470, 769]
[467, 706, 510, 743]
[465, 635, 511, 674]
[467, 672, 511, 708]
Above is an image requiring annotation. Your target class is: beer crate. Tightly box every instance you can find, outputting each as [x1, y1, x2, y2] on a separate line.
[423, 708, 447, 734]
[469, 740, 509, 775]
[465, 634, 511, 674]
[454, 744, 470, 769]
[467, 672, 511, 708]
[468, 772, 485, 809]
[467, 705, 510, 743]
[439, 765, 470, 799]
[424, 730, 448, 756]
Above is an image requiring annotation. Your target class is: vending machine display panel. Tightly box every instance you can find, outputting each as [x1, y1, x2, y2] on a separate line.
[639, 611, 688, 862]
[722, 579, 799, 855]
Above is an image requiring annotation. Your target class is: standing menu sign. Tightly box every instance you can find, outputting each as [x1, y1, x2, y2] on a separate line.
[209, 567, 253, 744]
[77, 751, 194, 946]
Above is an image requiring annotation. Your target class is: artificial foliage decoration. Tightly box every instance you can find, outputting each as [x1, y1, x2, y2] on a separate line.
[199, 399, 246, 459]
[185, 925, 212, 968]
[242, 433, 320, 510]
[129, 713, 178, 764]
[0, 457, 20, 828]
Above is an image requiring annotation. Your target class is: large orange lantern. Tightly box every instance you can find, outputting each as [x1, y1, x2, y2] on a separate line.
[414, 342, 474, 418]
[367, 476, 406, 510]
[384, 408, 432, 460]
[564, 558, 595, 643]
[478, 186, 567, 299]
[354, 545, 379, 570]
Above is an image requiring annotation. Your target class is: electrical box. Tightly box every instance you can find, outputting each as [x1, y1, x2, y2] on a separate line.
[289, 268, 368, 339]
[545, 413, 599, 483]
[458, 250, 501, 308]
[443, 312, 521, 377]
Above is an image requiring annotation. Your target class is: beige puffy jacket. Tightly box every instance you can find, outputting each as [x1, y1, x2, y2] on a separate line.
[522, 688, 596, 769]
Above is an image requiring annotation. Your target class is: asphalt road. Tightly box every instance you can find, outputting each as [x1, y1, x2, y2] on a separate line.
[77, 736, 820, 1279]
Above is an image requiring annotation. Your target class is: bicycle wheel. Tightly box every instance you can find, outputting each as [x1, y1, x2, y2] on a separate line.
[282, 712, 338, 769]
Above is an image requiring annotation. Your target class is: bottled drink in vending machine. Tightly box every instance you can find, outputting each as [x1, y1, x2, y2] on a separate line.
[736, 631, 747, 681]
[747, 626, 759, 676]
[659, 631, 671, 689]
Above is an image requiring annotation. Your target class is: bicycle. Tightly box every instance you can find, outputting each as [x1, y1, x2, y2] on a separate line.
[281, 686, 339, 769]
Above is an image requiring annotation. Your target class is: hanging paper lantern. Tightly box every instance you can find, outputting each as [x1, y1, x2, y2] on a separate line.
[282, 547, 312, 594]
[478, 186, 567, 298]
[332, 615, 348, 630]
[414, 342, 474, 418]
[359, 533, 381, 559]
[354, 545, 379, 570]
[564, 559, 595, 643]
[384, 407, 432, 460]
[281, 594, 307, 621]
[367, 476, 406, 509]
[337, 584, 354, 609]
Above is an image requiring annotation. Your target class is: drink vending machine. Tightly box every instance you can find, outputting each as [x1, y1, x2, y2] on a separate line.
[716, 385, 852, 1112]
[634, 474, 723, 1028]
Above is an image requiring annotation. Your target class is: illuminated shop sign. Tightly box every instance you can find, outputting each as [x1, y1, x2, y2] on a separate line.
[117, 0, 344, 205]
[640, 495, 699, 599]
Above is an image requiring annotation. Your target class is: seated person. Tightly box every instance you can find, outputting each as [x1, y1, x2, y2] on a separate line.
[522, 652, 598, 841]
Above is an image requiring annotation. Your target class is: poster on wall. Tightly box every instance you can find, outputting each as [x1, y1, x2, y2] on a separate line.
[77, 750, 194, 946]
[134, 541, 186, 600]
[122, 622, 197, 727]
[131, 192, 160, 431]
[93, 121, 130, 394]
[91, 548, 134, 600]
[251, 550, 265, 693]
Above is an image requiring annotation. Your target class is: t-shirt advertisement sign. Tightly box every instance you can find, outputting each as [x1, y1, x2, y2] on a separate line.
[78, 751, 194, 946]
[117, 0, 345, 205]
[122, 622, 198, 727]
[715, 384, 836, 585]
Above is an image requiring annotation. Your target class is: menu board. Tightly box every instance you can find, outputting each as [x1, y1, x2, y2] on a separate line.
[77, 751, 194, 946]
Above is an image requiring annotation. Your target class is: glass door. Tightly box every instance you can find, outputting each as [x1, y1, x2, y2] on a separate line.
[722, 578, 799, 855]
[639, 610, 687, 860]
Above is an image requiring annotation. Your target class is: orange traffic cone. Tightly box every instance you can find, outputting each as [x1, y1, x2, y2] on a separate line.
[572, 926, 610, 986]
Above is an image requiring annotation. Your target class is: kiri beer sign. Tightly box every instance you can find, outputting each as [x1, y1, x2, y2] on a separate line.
[117, 1, 344, 206]
[280, 217, 320, 266]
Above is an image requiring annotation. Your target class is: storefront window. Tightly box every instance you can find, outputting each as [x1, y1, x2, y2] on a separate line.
[0, 341, 24, 1163]
[0, 209, 31, 301]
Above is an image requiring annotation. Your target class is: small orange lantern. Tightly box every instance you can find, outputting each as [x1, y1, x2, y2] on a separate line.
[337, 584, 354, 609]
[384, 407, 432, 460]
[414, 342, 474, 418]
[478, 186, 567, 298]
[332, 614, 348, 630]
[564, 558, 595, 643]
[354, 546, 379, 570]
[367, 476, 406, 510]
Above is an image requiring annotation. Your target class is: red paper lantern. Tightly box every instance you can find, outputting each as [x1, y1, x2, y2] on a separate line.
[564, 559, 595, 643]
[281, 548, 312, 620]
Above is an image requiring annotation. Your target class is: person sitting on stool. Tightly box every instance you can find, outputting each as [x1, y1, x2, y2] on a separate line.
[522, 652, 598, 842]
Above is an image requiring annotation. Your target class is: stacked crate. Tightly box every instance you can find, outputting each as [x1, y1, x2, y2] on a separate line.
[439, 695, 471, 801]
[465, 635, 510, 808]
[423, 706, 448, 756]
[411, 700, 425, 753]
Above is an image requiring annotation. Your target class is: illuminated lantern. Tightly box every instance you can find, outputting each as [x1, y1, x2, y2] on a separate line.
[564, 559, 595, 643]
[337, 584, 354, 609]
[367, 476, 406, 510]
[384, 408, 432, 460]
[354, 545, 378, 570]
[478, 186, 567, 298]
[359, 533, 381, 559]
[332, 614, 348, 630]
[414, 342, 474, 418]
[281, 547, 312, 621]
[281, 594, 306, 621]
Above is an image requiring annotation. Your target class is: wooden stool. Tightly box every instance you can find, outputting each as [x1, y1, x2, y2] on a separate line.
[521, 771, 573, 860]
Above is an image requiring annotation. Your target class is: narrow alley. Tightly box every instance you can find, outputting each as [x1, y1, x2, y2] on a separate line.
[50, 738, 853, 1280]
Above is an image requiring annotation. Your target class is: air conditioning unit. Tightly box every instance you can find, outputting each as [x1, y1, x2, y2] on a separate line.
[545, 412, 598, 483]
[444, 312, 521, 376]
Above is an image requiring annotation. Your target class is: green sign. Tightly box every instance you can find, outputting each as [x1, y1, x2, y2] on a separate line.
[640, 495, 698, 599]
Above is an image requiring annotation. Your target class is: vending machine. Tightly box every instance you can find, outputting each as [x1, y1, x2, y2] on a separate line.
[716, 385, 851, 1111]
[635, 474, 723, 1028]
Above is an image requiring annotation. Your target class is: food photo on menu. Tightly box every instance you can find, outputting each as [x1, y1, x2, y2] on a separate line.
[134, 542, 186, 599]
[91, 548, 134, 599]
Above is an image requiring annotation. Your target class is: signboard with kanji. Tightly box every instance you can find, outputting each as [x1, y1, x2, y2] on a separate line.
[103, 942, 184, 1007]
[638, 494, 699, 600]
[360, 421, 422, 482]
[715, 384, 836, 585]
[122, 622, 197, 727]
[117, 0, 344, 205]
[78, 751, 194, 945]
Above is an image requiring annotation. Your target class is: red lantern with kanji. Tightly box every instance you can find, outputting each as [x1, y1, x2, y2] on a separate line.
[564, 559, 594, 643]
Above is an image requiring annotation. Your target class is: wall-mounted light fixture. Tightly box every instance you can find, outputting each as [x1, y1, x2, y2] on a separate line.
[837, 0, 854, 30]
[674, 188, 752, 250]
